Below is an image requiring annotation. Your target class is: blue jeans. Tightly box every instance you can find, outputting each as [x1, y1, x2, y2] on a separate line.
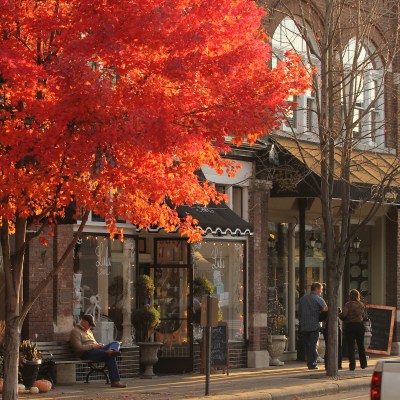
[81, 341, 120, 382]
[302, 330, 320, 369]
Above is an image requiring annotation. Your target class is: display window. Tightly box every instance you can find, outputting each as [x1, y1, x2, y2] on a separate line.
[193, 240, 245, 340]
[73, 236, 136, 343]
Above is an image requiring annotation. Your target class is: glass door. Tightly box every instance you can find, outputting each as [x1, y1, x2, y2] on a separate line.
[152, 239, 192, 372]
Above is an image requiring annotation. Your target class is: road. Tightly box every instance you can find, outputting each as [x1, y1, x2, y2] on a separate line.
[304, 387, 369, 400]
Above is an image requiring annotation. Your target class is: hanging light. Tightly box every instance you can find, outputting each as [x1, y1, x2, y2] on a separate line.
[352, 236, 361, 249]
[268, 234, 276, 249]
[309, 231, 317, 249]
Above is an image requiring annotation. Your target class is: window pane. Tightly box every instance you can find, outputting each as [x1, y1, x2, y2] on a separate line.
[74, 236, 136, 342]
[193, 241, 245, 340]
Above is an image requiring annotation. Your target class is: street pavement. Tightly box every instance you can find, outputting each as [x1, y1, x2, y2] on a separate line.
[19, 355, 398, 400]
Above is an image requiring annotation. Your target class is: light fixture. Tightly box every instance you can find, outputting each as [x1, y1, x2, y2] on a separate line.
[352, 236, 361, 249]
[268, 234, 276, 249]
[309, 231, 317, 249]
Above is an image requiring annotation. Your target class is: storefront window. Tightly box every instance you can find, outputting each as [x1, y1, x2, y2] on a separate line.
[268, 223, 289, 335]
[295, 225, 326, 293]
[74, 236, 136, 343]
[193, 240, 245, 340]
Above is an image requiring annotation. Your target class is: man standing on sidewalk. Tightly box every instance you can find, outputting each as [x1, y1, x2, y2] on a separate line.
[298, 282, 328, 370]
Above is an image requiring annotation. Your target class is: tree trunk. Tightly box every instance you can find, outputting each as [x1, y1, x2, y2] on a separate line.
[2, 310, 21, 400]
[326, 268, 339, 377]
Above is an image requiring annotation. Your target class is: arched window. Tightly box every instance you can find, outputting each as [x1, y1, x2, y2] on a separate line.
[342, 39, 384, 146]
[272, 17, 316, 135]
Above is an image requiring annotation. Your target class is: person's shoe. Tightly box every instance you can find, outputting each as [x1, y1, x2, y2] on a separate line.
[308, 366, 319, 370]
[105, 350, 121, 358]
[111, 381, 127, 388]
[350, 367, 355, 371]
[361, 365, 367, 369]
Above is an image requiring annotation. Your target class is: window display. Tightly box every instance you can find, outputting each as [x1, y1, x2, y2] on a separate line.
[193, 241, 245, 340]
[73, 236, 136, 343]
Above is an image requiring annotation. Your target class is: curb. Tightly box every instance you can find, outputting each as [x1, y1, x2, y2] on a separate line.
[176, 376, 371, 400]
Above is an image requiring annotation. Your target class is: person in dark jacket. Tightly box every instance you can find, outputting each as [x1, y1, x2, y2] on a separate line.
[339, 289, 367, 371]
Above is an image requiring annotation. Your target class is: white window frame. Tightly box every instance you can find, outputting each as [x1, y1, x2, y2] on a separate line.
[272, 18, 319, 137]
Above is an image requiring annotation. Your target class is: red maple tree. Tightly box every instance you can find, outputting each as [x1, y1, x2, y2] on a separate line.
[0, 0, 310, 397]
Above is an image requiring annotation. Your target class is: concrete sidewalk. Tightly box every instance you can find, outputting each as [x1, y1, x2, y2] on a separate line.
[20, 355, 395, 400]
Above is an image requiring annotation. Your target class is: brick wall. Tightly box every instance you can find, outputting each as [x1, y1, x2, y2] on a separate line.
[23, 225, 75, 342]
[23, 233, 55, 341]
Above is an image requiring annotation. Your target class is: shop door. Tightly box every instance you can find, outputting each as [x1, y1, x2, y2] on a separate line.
[152, 239, 192, 372]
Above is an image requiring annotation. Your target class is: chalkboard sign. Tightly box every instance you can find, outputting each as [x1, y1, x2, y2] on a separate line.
[210, 323, 229, 375]
[366, 305, 395, 355]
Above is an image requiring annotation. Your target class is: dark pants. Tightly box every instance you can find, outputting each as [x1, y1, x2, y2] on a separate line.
[344, 322, 367, 370]
[302, 330, 320, 369]
[81, 341, 120, 382]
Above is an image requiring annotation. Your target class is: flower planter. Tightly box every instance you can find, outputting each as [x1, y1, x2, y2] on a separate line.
[137, 342, 162, 379]
[266, 334, 287, 366]
[20, 360, 42, 388]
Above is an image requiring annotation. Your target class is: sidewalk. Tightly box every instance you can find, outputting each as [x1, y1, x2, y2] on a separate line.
[21, 355, 397, 400]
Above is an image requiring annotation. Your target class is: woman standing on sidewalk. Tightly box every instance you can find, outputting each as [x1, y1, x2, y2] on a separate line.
[340, 289, 367, 371]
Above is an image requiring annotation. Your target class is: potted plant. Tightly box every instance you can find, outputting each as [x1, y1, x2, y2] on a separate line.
[132, 305, 161, 342]
[135, 274, 155, 301]
[193, 276, 214, 326]
[132, 305, 162, 378]
[19, 340, 42, 388]
[266, 288, 287, 366]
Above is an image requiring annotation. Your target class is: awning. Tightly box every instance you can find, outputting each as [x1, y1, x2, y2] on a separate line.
[177, 202, 253, 236]
[270, 136, 400, 202]
[139, 169, 253, 236]
[274, 137, 400, 186]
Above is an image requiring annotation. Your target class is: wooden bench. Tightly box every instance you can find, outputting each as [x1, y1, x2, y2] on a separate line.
[37, 341, 109, 385]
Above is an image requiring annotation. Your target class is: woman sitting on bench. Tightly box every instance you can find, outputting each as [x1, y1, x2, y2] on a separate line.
[70, 314, 126, 388]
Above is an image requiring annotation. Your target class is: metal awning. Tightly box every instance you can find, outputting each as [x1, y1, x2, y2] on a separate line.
[270, 136, 400, 203]
[177, 202, 253, 236]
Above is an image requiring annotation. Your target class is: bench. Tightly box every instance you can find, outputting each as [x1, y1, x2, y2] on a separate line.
[37, 341, 110, 385]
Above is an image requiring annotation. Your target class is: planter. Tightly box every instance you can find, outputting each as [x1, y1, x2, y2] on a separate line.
[137, 342, 162, 379]
[266, 335, 287, 366]
[20, 360, 42, 388]
[317, 333, 325, 363]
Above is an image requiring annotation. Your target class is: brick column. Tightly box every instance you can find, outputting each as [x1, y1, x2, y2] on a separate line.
[23, 224, 74, 342]
[247, 179, 271, 367]
[386, 206, 400, 353]
[53, 224, 74, 341]
[24, 234, 55, 341]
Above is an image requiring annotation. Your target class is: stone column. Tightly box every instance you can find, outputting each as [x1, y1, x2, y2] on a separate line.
[247, 179, 272, 368]
[121, 238, 135, 346]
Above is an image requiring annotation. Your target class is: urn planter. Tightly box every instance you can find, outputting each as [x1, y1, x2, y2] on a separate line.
[20, 360, 42, 388]
[266, 334, 287, 366]
[137, 342, 162, 379]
